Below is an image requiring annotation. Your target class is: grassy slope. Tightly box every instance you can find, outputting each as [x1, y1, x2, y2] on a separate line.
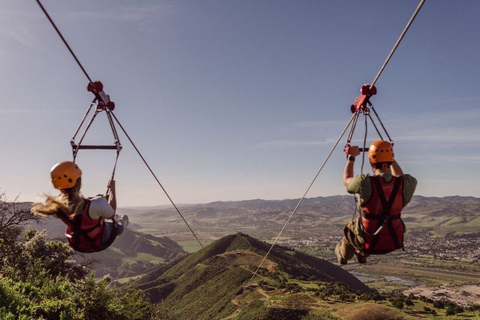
[134, 233, 373, 319]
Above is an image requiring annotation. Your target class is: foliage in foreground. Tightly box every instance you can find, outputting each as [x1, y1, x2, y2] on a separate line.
[0, 196, 154, 320]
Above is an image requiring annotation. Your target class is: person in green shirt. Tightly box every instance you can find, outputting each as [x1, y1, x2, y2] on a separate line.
[335, 140, 417, 264]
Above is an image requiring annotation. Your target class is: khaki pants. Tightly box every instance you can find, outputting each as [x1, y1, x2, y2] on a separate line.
[335, 220, 369, 263]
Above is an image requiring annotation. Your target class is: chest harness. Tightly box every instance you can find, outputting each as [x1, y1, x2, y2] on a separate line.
[358, 176, 405, 254]
[57, 199, 118, 253]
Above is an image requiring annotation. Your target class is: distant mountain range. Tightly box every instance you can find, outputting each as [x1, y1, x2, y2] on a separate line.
[23, 195, 480, 280]
[122, 195, 480, 238]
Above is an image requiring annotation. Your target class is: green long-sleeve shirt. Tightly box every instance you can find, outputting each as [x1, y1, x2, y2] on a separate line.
[347, 173, 417, 207]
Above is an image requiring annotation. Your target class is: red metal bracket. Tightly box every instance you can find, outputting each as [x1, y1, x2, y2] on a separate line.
[350, 84, 377, 113]
[87, 81, 115, 111]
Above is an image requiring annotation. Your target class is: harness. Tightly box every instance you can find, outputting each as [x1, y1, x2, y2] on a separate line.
[359, 176, 405, 254]
[57, 199, 118, 253]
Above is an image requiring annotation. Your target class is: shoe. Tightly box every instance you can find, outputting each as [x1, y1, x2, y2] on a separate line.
[114, 215, 128, 236]
[357, 254, 367, 264]
[335, 243, 347, 265]
[121, 215, 129, 229]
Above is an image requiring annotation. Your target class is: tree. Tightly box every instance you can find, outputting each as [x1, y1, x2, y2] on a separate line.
[0, 193, 41, 263]
[433, 299, 445, 309]
[0, 194, 153, 320]
[0, 193, 41, 233]
[150, 303, 175, 320]
[454, 305, 464, 314]
[392, 299, 404, 310]
[1, 228, 89, 282]
[446, 305, 455, 316]
[405, 298, 414, 308]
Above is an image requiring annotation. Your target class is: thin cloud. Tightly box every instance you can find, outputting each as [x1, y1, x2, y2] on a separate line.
[408, 153, 480, 164]
[0, 11, 38, 49]
[394, 125, 480, 144]
[373, 108, 480, 144]
[396, 132, 480, 144]
[64, 5, 172, 22]
[293, 120, 347, 128]
[259, 105, 480, 149]
[257, 140, 332, 148]
[388, 107, 480, 127]
[0, 108, 75, 115]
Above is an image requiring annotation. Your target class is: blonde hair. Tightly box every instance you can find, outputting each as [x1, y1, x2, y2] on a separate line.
[31, 178, 84, 219]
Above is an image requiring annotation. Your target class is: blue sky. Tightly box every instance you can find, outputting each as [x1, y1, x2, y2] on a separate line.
[1, 1, 479, 206]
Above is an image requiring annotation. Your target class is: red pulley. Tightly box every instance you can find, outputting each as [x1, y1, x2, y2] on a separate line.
[351, 84, 377, 113]
[87, 81, 103, 93]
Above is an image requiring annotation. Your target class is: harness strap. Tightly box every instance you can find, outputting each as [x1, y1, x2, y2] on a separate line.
[70, 200, 104, 251]
[364, 213, 401, 220]
[366, 176, 402, 250]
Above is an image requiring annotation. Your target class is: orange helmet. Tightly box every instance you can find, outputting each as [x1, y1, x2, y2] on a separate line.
[50, 161, 82, 190]
[368, 140, 394, 163]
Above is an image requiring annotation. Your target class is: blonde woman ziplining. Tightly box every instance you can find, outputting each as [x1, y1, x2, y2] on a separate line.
[31, 161, 128, 252]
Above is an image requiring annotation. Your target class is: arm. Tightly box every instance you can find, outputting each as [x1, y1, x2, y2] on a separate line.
[390, 160, 404, 177]
[107, 179, 117, 214]
[343, 146, 360, 187]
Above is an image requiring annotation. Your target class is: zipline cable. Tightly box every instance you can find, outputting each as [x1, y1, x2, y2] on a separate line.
[111, 112, 206, 252]
[370, 0, 426, 88]
[35, 0, 205, 252]
[247, 112, 357, 284]
[248, 0, 426, 284]
[35, 0, 93, 84]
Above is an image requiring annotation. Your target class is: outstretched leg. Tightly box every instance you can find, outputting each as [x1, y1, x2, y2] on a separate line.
[115, 214, 129, 236]
[335, 237, 356, 264]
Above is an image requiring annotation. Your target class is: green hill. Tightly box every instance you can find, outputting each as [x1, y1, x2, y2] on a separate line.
[88, 229, 187, 278]
[134, 232, 371, 320]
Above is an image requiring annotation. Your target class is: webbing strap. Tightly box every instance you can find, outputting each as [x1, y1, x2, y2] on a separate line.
[364, 213, 401, 220]
[372, 176, 401, 216]
[71, 200, 103, 251]
[367, 177, 402, 250]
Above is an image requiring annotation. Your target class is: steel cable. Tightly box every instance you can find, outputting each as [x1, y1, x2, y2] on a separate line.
[35, 0, 93, 84]
[370, 0, 426, 88]
[111, 112, 206, 252]
[36, 0, 204, 251]
[247, 112, 357, 284]
[247, 0, 426, 284]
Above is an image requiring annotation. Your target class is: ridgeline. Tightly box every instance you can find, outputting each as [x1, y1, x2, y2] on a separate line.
[134, 232, 371, 319]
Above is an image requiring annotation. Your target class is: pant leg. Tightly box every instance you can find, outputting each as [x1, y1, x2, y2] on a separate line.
[344, 220, 370, 261]
[335, 236, 356, 263]
[336, 221, 357, 263]
[102, 221, 114, 245]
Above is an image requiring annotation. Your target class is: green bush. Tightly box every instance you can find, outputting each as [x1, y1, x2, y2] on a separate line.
[0, 226, 152, 320]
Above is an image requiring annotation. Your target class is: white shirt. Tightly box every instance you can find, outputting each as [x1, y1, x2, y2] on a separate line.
[88, 196, 115, 220]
